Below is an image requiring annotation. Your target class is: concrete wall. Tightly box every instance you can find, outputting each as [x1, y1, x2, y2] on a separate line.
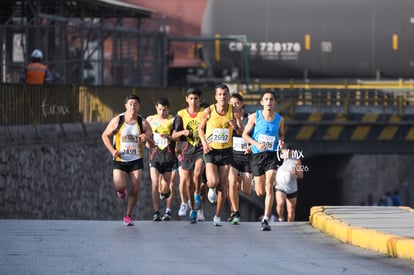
[0, 123, 166, 221]
[2, 124, 112, 219]
[341, 155, 414, 206]
[0, 122, 234, 221]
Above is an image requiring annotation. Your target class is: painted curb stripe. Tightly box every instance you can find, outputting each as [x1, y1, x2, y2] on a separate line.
[309, 206, 414, 261]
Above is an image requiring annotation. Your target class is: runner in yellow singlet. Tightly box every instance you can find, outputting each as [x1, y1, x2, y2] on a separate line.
[146, 98, 176, 222]
[198, 83, 243, 226]
[171, 88, 205, 224]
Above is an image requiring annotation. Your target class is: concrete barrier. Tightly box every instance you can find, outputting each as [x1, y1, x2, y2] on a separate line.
[310, 206, 414, 261]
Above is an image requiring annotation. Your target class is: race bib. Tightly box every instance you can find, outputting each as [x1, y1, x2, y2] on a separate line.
[258, 134, 275, 150]
[154, 133, 168, 148]
[120, 142, 139, 157]
[233, 136, 248, 152]
[212, 128, 230, 143]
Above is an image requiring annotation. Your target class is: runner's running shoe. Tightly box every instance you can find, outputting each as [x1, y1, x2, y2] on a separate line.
[231, 216, 240, 225]
[189, 210, 197, 224]
[117, 190, 128, 200]
[207, 188, 217, 204]
[178, 203, 188, 216]
[227, 211, 235, 222]
[159, 191, 171, 201]
[123, 215, 134, 226]
[197, 210, 205, 221]
[194, 194, 202, 210]
[162, 210, 171, 221]
[153, 211, 162, 221]
[261, 219, 271, 231]
[213, 215, 222, 226]
[230, 211, 241, 225]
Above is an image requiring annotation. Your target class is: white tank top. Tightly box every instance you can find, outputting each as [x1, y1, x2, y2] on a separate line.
[275, 158, 297, 194]
[115, 122, 142, 162]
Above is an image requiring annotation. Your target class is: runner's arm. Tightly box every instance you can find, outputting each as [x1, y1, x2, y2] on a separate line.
[242, 112, 265, 151]
[171, 115, 189, 140]
[141, 118, 154, 148]
[101, 116, 120, 159]
[198, 107, 211, 153]
[278, 117, 285, 148]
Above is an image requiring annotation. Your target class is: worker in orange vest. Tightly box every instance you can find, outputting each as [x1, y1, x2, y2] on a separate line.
[20, 49, 53, 84]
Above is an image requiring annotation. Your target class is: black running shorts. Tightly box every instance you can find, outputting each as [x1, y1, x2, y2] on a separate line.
[251, 151, 281, 176]
[231, 152, 252, 173]
[204, 148, 233, 166]
[113, 158, 143, 173]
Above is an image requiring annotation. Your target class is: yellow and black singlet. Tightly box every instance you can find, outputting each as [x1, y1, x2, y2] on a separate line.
[205, 104, 234, 150]
[177, 108, 204, 147]
[150, 114, 174, 150]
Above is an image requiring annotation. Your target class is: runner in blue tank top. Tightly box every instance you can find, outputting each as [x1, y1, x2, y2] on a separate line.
[242, 91, 285, 231]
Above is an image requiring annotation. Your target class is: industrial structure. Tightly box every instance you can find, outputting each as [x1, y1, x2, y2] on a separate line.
[0, 0, 171, 86]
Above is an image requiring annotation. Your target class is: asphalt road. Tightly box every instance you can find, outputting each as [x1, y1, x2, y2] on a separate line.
[1, 220, 414, 275]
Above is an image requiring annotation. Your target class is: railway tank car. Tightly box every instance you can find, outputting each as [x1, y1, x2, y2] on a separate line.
[201, 0, 414, 80]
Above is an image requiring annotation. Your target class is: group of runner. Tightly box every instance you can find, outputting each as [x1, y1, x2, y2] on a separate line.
[101, 84, 304, 231]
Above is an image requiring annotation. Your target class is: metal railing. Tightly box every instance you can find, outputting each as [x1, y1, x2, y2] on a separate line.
[243, 88, 414, 117]
[1, 84, 414, 127]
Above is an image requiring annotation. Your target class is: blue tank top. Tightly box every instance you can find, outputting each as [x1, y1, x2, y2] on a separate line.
[251, 110, 281, 154]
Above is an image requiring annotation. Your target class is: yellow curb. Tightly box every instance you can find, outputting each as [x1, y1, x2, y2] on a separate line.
[400, 206, 414, 213]
[309, 206, 414, 261]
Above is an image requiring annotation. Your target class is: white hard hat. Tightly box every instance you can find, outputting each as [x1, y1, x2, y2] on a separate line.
[31, 49, 43, 59]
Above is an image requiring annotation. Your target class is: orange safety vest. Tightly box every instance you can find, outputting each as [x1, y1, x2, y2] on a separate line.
[25, 62, 47, 84]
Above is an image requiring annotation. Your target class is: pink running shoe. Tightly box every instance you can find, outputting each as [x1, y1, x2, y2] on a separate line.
[117, 190, 128, 200]
[123, 215, 134, 226]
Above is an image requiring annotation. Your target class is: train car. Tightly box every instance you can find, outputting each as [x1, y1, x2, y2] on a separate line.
[201, 0, 414, 80]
